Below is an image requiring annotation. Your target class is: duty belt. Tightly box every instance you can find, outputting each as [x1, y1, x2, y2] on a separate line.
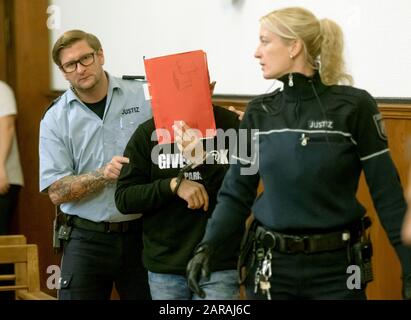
[255, 226, 357, 254]
[70, 215, 141, 233]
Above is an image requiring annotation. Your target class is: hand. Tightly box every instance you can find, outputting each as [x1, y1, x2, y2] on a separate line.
[173, 121, 205, 165]
[171, 178, 209, 211]
[103, 156, 129, 181]
[403, 274, 411, 299]
[0, 165, 10, 195]
[401, 209, 411, 246]
[187, 244, 212, 299]
[228, 106, 244, 121]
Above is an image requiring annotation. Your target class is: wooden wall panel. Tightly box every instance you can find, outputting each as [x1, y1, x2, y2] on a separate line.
[361, 106, 411, 299]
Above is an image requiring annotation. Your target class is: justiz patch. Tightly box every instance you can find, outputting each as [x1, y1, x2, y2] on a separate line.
[121, 106, 140, 115]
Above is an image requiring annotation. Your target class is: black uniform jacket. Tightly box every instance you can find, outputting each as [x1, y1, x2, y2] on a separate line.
[202, 72, 411, 276]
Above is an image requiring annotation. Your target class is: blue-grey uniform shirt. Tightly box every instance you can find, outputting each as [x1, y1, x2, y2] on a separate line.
[39, 73, 152, 222]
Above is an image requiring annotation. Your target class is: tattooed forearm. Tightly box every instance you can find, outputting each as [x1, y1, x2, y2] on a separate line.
[48, 168, 109, 205]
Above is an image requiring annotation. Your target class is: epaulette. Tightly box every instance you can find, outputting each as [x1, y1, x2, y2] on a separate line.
[41, 95, 61, 120]
[122, 75, 145, 81]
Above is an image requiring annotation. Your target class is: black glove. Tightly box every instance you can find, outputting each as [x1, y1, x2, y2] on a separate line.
[186, 244, 212, 299]
[403, 274, 411, 300]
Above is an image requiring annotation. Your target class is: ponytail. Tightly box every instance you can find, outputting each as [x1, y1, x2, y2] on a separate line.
[319, 19, 353, 85]
[261, 7, 353, 86]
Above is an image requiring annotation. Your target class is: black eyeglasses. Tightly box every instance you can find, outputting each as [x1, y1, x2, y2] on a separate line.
[60, 52, 96, 73]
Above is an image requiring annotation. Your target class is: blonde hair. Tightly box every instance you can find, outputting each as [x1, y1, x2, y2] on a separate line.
[52, 30, 102, 66]
[260, 7, 352, 85]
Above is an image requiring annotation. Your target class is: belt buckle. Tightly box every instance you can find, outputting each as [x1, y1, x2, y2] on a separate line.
[105, 222, 122, 233]
[285, 235, 309, 253]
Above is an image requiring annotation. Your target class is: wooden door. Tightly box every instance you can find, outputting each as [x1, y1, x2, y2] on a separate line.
[0, 0, 7, 81]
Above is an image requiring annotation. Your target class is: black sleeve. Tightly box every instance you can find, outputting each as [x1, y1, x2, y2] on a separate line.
[200, 105, 260, 248]
[354, 91, 411, 276]
[197, 106, 241, 193]
[115, 119, 175, 214]
[351, 90, 390, 158]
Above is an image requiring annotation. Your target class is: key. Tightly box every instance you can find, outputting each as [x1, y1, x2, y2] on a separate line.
[259, 251, 272, 299]
[260, 278, 271, 300]
[254, 269, 261, 294]
[261, 252, 272, 279]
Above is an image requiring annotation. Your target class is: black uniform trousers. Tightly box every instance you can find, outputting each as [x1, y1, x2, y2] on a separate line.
[245, 247, 366, 300]
[59, 219, 150, 300]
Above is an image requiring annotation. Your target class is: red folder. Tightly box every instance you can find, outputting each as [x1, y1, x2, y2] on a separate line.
[144, 50, 216, 144]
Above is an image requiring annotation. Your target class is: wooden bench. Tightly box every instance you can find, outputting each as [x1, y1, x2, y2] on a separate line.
[0, 243, 56, 300]
[0, 234, 27, 246]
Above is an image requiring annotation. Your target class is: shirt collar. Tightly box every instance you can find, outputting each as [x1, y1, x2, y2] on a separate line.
[278, 71, 328, 101]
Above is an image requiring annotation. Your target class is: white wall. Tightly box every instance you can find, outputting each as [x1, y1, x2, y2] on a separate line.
[49, 0, 411, 98]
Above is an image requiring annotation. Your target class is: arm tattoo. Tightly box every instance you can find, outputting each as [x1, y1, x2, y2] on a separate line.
[48, 168, 109, 205]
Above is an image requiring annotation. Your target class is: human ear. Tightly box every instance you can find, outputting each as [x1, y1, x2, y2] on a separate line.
[97, 48, 105, 65]
[289, 40, 303, 58]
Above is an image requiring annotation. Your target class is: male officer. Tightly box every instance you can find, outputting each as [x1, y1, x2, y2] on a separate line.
[39, 30, 151, 300]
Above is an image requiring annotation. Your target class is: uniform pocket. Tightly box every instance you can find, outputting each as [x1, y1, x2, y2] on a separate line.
[118, 118, 138, 151]
[306, 133, 352, 144]
[59, 273, 73, 289]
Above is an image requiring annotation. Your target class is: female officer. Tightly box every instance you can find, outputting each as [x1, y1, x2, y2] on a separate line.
[186, 6, 411, 299]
